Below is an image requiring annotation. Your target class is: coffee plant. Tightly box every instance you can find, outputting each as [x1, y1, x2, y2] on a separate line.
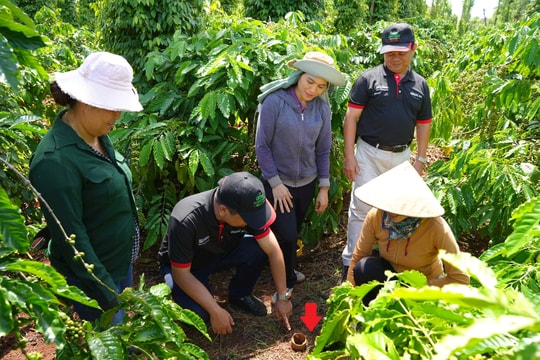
[0, 161, 210, 359]
[311, 197, 540, 359]
[1, 0, 539, 357]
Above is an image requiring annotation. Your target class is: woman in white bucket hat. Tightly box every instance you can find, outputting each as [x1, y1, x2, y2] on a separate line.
[255, 51, 346, 294]
[346, 161, 469, 305]
[29, 52, 143, 325]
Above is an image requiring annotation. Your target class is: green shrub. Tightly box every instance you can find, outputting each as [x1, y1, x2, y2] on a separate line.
[311, 198, 540, 359]
[95, 0, 205, 85]
[0, 160, 210, 359]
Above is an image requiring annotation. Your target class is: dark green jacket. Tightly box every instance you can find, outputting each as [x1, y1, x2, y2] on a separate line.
[29, 110, 138, 307]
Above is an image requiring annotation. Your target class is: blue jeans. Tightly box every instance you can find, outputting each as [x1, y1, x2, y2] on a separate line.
[160, 236, 267, 322]
[66, 265, 133, 325]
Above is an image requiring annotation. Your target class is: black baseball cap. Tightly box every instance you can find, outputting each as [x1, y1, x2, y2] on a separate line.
[379, 23, 415, 54]
[216, 172, 276, 230]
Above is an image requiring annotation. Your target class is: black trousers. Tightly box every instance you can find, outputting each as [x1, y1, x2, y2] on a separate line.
[264, 179, 316, 288]
[159, 236, 267, 321]
[352, 251, 395, 305]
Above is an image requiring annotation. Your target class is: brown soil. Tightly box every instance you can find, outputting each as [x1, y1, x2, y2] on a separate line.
[0, 148, 490, 360]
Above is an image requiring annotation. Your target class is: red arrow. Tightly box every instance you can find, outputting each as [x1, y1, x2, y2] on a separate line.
[300, 302, 322, 332]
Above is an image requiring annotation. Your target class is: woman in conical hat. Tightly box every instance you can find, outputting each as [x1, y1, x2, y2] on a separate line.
[346, 161, 469, 305]
[255, 51, 346, 291]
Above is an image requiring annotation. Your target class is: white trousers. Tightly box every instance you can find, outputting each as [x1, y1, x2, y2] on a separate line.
[342, 138, 411, 266]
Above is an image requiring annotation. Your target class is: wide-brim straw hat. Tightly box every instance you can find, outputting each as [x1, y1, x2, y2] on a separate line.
[354, 161, 444, 218]
[54, 52, 143, 112]
[287, 51, 345, 86]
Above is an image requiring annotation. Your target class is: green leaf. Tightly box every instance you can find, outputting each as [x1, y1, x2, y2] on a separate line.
[198, 150, 214, 178]
[434, 315, 537, 360]
[177, 308, 211, 341]
[503, 197, 540, 257]
[0, 25, 45, 50]
[149, 283, 171, 298]
[0, 186, 28, 253]
[88, 331, 125, 359]
[158, 135, 172, 161]
[132, 322, 162, 342]
[139, 140, 153, 167]
[440, 251, 498, 289]
[1, 263, 97, 308]
[31, 305, 65, 344]
[188, 150, 199, 179]
[390, 285, 497, 308]
[312, 307, 352, 354]
[0, 287, 14, 336]
[347, 331, 401, 360]
[177, 342, 210, 360]
[524, 36, 538, 68]
[166, 131, 176, 157]
[0, 37, 19, 89]
[5, 259, 66, 287]
[0, 0, 35, 28]
[200, 91, 217, 126]
[152, 140, 165, 170]
[395, 270, 427, 288]
[411, 302, 472, 326]
[217, 91, 232, 118]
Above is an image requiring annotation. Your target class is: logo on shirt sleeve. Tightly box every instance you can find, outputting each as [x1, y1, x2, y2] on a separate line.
[197, 236, 210, 246]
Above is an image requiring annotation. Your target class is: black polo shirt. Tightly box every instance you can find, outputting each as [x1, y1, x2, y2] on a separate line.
[349, 64, 432, 146]
[158, 188, 271, 271]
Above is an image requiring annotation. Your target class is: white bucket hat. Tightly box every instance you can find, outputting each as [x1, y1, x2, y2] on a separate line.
[54, 52, 143, 112]
[354, 161, 444, 218]
[287, 51, 345, 86]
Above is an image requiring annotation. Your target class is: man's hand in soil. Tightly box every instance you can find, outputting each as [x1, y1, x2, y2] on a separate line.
[210, 307, 235, 335]
[274, 299, 292, 331]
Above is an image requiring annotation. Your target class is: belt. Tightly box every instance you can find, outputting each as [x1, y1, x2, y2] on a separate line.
[361, 137, 410, 153]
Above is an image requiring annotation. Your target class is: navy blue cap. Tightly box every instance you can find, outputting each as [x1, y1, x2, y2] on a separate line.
[379, 23, 415, 54]
[216, 172, 276, 230]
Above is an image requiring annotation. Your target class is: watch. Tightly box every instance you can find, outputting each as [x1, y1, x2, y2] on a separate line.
[272, 289, 292, 303]
[415, 155, 428, 164]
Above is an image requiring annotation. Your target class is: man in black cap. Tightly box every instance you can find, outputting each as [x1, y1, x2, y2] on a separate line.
[341, 23, 433, 281]
[158, 171, 292, 335]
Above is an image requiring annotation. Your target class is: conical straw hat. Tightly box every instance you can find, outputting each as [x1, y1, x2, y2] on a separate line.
[354, 161, 444, 218]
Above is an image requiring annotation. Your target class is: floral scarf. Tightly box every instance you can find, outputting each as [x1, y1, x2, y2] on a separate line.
[382, 211, 421, 240]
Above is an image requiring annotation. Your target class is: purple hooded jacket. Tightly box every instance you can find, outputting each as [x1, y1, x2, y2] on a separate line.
[255, 88, 331, 189]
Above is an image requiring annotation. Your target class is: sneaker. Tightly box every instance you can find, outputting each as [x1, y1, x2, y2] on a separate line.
[229, 295, 267, 316]
[295, 270, 306, 283]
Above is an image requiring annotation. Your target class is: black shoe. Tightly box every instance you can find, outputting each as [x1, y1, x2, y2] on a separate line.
[229, 295, 266, 316]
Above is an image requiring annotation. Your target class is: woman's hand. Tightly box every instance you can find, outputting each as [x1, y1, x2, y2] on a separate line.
[272, 184, 293, 214]
[314, 187, 329, 214]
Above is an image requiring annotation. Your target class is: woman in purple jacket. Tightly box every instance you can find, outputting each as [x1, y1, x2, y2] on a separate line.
[255, 51, 346, 292]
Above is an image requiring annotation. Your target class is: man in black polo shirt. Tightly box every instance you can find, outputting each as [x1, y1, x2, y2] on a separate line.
[341, 23, 433, 281]
[158, 172, 292, 335]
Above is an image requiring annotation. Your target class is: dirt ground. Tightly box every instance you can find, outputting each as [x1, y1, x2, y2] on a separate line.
[0, 220, 348, 360]
[0, 149, 490, 359]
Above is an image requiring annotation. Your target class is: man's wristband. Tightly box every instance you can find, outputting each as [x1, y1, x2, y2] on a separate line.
[271, 289, 292, 304]
[415, 155, 428, 164]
